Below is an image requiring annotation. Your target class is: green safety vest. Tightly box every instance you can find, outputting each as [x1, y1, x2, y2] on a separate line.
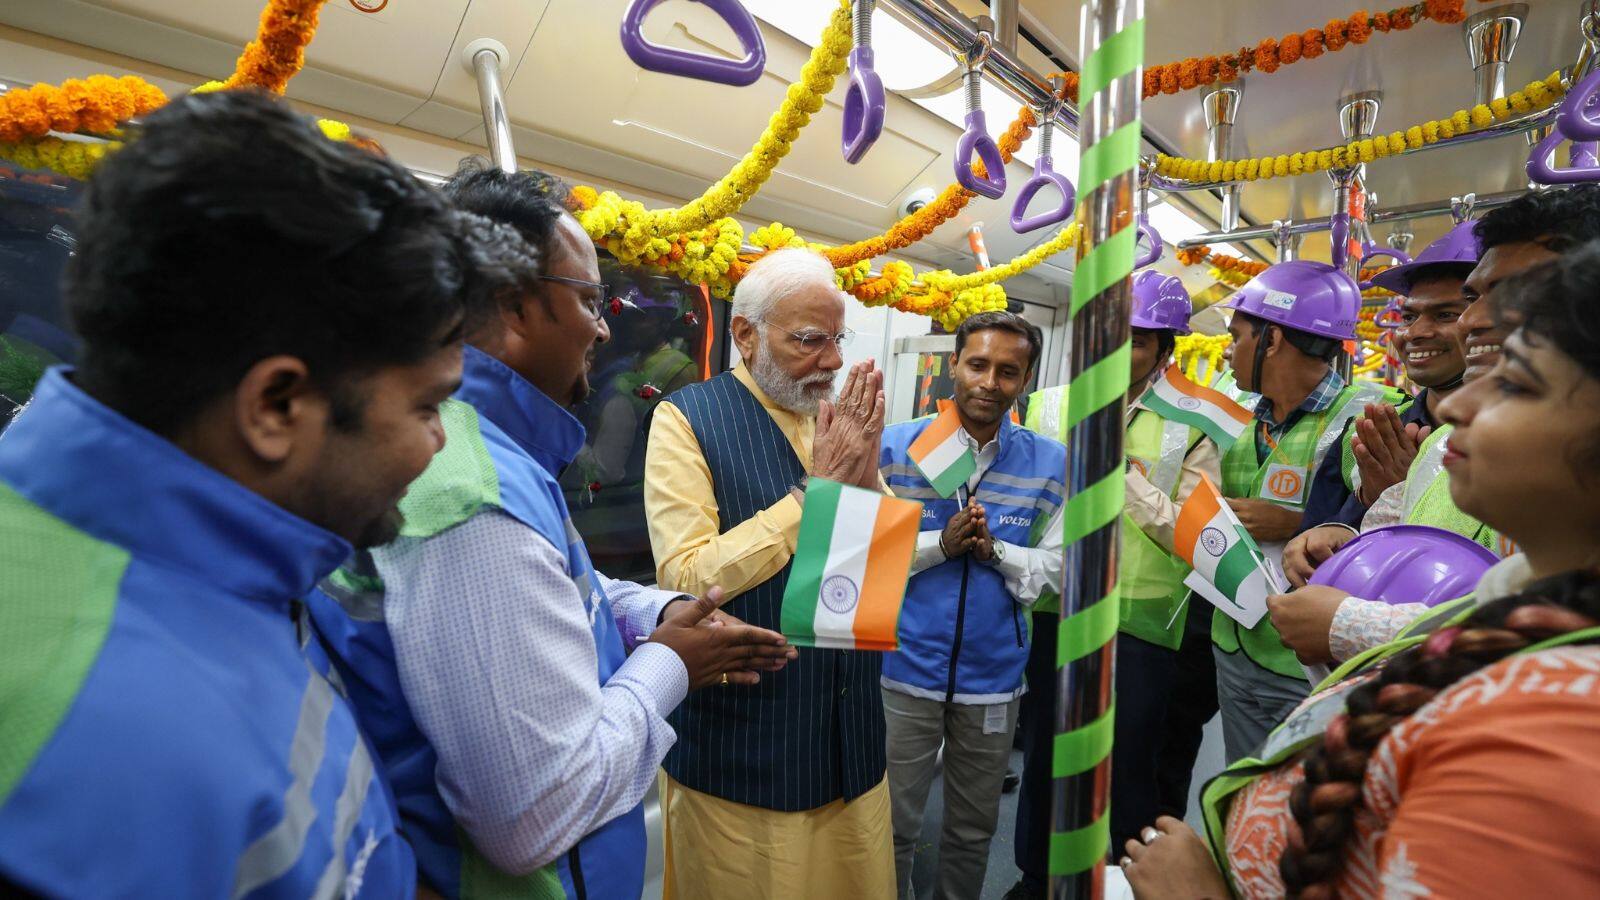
[1023, 385, 1201, 649]
[1213, 381, 1400, 680]
[1401, 425, 1516, 557]
[1198, 596, 1600, 892]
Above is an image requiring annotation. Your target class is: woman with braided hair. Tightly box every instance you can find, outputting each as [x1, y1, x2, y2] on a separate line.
[1118, 243, 1600, 898]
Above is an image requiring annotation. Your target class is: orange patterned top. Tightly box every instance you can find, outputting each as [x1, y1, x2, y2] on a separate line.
[1223, 646, 1600, 898]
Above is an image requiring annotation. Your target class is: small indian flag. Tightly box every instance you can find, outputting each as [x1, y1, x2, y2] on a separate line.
[781, 478, 921, 651]
[907, 404, 976, 498]
[1173, 475, 1272, 628]
[1141, 366, 1254, 450]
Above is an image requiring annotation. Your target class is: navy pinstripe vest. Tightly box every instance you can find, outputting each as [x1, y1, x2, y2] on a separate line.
[662, 372, 886, 811]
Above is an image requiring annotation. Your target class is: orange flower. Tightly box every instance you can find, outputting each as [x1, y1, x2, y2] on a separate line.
[1255, 39, 1280, 74]
[1325, 18, 1349, 51]
[1143, 69, 1163, 99]
[1178, 58, 1201, 90]
[1347, 12, 1373, 44]
[1279, 34, 1303, 65]
[1219, 57, 1240, 82]
[1197, 56, 1220, 85]
[1160, 64, 1180, 94]
[1302, 28, 1326, 58]
[1424, 0, 1466, 24]
[1372, 11, 1392, 31]
[1392, 8, 1415, 29]
[224, 0, 328, 94]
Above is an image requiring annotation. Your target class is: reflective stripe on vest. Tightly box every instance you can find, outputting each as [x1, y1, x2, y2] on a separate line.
[1401, 425, 1451, 519]
[1199, 609, 1600, 893]
[1119, 410, 1200, 650]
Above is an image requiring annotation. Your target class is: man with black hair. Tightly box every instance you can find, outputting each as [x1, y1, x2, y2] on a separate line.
[879, 310, 1066, 899]
[309, 160, 797, 899]
[0, 89, 498, 896]
[1210, 260, 1404, 761]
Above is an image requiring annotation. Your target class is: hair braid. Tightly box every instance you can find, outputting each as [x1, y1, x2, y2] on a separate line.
[1278, 570, 1600, 898]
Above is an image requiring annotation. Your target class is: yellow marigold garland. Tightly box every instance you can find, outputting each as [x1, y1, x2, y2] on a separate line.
[0, 137, 114, 180]
[224, 0, 328, 94]
[1155, 71, 1565, 184]
[1175, 334, 1230, 385]
[590, 0, 852, 252]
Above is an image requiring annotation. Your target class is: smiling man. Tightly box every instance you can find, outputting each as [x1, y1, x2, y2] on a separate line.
[308, 162, 797, 900]
[879, 311, 1065, 899]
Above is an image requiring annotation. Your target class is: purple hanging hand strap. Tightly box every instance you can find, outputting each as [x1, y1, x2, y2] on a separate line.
[1133, 220, 1162, 269]
[621, 0, 766, 87]
[842, 46, 886, 164]
[1357, 246, 1411, 291]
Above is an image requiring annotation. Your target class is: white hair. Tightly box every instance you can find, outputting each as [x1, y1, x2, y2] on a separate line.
[730, 248, 840, 325]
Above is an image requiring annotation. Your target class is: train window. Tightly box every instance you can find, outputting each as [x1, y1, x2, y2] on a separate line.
[558, 252, 725, 583]
[0, 164, 82, 433]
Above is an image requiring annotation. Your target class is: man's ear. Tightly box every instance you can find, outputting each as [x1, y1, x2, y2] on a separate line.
[731, 315, 759, 362]
[1262, 326, 1285, 359]
[232, 355, 320, 463]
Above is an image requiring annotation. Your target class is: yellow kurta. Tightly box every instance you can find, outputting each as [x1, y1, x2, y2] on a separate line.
[645, 362, 895, 900]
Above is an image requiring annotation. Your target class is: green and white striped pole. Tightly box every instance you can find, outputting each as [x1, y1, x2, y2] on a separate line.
[1053, 1, 1143, 897]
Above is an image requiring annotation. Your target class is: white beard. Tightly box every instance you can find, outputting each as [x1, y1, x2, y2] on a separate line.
[750, 334, 836, 416]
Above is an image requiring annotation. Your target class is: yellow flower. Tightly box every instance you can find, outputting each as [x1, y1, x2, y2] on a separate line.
[1469, 105, 1492, 128]
[1489, 97, 1510, 120]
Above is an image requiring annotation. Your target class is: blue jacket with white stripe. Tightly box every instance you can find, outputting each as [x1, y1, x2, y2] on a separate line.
[879, 413, 1066, 703]
[0, 369, 415, 899]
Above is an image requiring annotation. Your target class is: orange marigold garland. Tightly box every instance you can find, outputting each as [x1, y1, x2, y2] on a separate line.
[0, 75, 166, 143]
[224, 0, 328, 94]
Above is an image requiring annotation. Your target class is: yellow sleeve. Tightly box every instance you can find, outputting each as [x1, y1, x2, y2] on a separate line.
[644, 401, 804, 601]
[1125, 434, 1222, 553]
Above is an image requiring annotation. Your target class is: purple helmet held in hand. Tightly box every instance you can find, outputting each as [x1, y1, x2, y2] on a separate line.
[1368, 220, 1482, 296]
[1221, 259, 1362, 342]
[1307, 524, 1500, 607]
[1130, 270, 1192, 335]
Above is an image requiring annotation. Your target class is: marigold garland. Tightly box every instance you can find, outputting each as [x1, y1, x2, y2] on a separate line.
[224, 0, 329, 94]
[0, 75, 167, 143]
[0, 137, 114, 180]
[1175, 333, 1231, 386]
[1156, 71, 1565, 184]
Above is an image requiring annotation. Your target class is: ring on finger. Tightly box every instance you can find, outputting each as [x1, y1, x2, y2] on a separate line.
[1140, 826, 1162, 844]
[1119, 856, 1134, 869]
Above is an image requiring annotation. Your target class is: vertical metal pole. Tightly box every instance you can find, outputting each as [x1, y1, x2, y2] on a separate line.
[464, 38, 518, 175]
[1053, 1, 1142, 897]
[1201, 79, 1244, 232]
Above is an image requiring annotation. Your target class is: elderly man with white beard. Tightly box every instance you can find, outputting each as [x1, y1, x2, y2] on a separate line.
[644, 248, 896, 899]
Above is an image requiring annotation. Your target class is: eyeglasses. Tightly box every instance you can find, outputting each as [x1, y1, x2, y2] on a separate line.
[759, 319, 855, 354]
[537, 274, 611, 320]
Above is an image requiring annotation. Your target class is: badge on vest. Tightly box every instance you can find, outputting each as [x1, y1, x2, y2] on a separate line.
[1259, 464, 1308, 505]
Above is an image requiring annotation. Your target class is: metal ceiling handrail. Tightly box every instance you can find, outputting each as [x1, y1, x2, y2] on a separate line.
[1174, 188, 1531, 248]
[1150, 103, 1559, 194]
[878, 0, 1080, 134]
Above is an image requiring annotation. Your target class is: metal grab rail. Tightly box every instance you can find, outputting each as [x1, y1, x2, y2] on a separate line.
[1149, 103, 1559, 193]
[1175, 188, 1531, 249]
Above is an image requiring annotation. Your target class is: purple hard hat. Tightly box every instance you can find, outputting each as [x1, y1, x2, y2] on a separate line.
[1368, 220, 1481, 295]
[1308, 524, 1499, 607]
[1130, 270, 1192, 334]
[1221, 259, 1362, 342]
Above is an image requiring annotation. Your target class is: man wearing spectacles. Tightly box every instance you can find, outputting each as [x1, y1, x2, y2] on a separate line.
[305, 160, 798, 899]
[645, 248, 896, 899]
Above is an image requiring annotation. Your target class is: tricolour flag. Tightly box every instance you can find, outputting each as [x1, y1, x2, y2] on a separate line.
[781, 478, 921, 651]
[1141, 366, 1254, 450]
[1173, 475, 1272, 628]
[907, 404, 976, 498]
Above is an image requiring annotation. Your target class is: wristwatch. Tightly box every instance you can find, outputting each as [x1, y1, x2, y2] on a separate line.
[987, 540, 1007, 565]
